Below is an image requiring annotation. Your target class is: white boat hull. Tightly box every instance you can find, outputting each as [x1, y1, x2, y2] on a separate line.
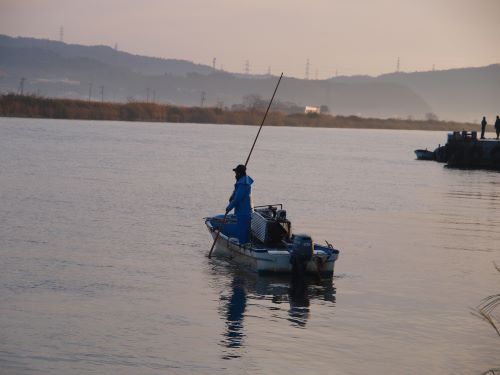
[206, 218, 339, 276]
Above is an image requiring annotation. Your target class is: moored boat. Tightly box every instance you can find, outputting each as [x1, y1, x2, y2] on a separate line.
[414, 149, 435, 160]
[205, 204, 340, 277]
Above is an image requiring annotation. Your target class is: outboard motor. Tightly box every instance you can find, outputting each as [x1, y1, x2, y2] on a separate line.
[289, 234, 313, 278]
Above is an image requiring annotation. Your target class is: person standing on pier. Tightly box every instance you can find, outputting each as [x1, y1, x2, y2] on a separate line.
[495, 115, 500, 140]
[481, 116, 487, 139]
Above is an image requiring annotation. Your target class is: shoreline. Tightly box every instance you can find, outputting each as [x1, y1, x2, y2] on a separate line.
[0, 94, 478, 132]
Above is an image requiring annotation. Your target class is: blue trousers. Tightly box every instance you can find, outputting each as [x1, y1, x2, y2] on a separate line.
[236, 215, 251, 244]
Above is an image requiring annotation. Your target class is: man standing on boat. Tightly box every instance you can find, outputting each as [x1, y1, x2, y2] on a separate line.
[226, 164, 254, 245]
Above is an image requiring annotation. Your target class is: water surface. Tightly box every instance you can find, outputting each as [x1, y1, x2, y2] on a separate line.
[1, 118, 499, 374]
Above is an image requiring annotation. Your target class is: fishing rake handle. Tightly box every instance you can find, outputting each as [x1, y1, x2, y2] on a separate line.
[244, 72, 283, 167]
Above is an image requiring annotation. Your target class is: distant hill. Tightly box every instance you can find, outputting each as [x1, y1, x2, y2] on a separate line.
[1, 34, 498, 122]
[0, 34, 214, 76]
[373, 66, 500, 122]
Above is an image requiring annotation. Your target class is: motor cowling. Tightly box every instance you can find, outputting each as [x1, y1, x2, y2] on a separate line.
[289, 234, 313, 277]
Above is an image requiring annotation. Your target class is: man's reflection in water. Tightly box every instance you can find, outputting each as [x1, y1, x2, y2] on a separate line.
[220, 277, 246, 359]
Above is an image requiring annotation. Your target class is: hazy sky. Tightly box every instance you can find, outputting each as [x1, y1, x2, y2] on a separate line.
[1, 0, 499, 78]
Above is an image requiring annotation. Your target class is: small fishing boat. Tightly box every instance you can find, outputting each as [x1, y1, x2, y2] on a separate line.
[205, 204, 340, 277]
[414, 149, 435, 160]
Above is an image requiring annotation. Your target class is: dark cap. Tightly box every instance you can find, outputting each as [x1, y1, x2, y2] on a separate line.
[232, 164, 246, 174]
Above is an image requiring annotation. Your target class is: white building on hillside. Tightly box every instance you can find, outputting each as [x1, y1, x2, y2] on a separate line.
[304, 106, 320, 114]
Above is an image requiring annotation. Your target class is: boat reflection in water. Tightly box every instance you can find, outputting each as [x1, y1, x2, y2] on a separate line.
[212, 262, 337, 360]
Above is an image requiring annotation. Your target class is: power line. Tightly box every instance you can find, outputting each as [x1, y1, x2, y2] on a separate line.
[216, 98, 224, 109]
[59, 26, 64, 42]
[18, 77, 26, 95]
[88, 83, 92, 102]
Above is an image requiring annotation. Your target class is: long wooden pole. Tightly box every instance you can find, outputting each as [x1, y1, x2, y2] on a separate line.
[244, 72, 283, 167]
[208, 73, 284, 258]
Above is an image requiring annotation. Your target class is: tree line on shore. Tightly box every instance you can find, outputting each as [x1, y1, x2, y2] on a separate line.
[0, 94, 474, 131]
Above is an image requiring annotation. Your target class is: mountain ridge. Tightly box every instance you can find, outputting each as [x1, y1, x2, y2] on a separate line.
[1, 34, 498, 122]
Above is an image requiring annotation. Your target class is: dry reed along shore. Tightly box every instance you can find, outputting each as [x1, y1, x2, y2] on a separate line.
[0, 94, 476, 131]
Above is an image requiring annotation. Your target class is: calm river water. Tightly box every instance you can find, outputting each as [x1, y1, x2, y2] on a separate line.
[1, 118, 499, 375]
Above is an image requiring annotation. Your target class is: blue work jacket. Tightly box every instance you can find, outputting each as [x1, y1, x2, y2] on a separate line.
[226, 175, 254, 216]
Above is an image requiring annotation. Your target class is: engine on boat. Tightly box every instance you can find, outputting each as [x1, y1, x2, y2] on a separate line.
[289, 234, 313, 277]
[289, 234, 313, 260]
[251, 205, 291, 245]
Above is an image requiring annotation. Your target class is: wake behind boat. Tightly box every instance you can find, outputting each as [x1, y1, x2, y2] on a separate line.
[205, 204, 340, 277]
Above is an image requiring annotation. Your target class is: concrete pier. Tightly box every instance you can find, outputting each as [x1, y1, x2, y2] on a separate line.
[445, 131, 500, 169]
